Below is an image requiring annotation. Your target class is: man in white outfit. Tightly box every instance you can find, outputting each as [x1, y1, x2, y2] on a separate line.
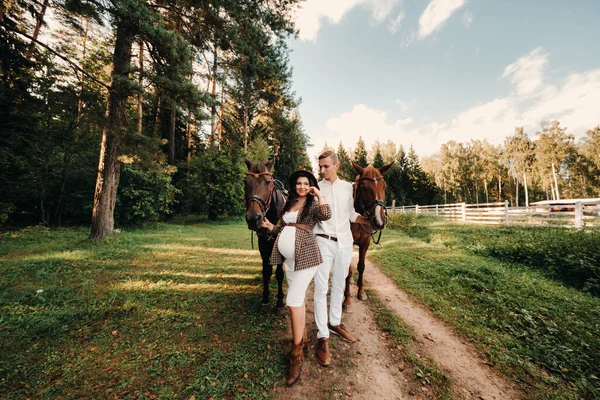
[313, 150, 369, 366]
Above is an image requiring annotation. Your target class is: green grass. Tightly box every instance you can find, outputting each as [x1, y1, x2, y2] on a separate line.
[369, 220, 600, 399]
[0, 219, 288, 399]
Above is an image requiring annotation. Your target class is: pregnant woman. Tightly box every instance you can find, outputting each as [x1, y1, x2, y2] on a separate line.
[259, 169, 331, 386]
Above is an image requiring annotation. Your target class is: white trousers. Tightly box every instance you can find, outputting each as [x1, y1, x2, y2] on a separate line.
[284, 261, 318, 307]
[314, 236, 353, 338]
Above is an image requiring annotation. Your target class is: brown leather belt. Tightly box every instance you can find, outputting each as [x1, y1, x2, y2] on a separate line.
[284, 222, 313, 232]
[316, 233, 337, 242]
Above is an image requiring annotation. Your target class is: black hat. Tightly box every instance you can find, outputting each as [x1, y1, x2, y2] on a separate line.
[288, 170, 319, 191]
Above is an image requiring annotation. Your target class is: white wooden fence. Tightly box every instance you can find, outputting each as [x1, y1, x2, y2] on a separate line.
[389, 199, 600, 228]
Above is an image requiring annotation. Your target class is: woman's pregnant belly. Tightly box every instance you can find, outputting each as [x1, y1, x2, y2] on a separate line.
[277, 226, 296, 260]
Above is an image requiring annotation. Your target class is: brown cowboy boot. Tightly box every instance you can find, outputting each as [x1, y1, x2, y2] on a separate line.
[302, 328, 308, 352]
[286, 341, 304, 386]
[316, 337, 331, 366]
[328, 323, 357, 343]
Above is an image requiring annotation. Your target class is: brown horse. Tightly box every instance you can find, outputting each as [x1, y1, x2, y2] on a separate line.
[243, 158, 288, 314]
[343, 161, 394, 307]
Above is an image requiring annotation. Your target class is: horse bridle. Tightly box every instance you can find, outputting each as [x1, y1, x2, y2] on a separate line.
[356, 176, 387, 244]
[244, 171, 275, 223]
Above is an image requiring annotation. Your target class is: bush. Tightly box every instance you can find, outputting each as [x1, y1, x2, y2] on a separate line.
[116, 165, 180, 226]
[387, 211, 416, 229]
[174, 149, 245, 220]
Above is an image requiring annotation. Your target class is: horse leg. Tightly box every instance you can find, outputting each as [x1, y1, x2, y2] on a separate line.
[260, 261, 273, 313]
[342, 262, 353, 311]
[357, 243, 369, 301]
[275, 263, 286, 316]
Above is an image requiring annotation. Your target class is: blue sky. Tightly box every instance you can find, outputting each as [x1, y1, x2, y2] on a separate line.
[288, 0, 600, 164]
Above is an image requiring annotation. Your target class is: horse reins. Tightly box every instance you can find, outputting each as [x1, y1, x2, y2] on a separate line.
[356, 176, 387, 245]
[244, 171, 275, 218]
[245, 171, 276, 248]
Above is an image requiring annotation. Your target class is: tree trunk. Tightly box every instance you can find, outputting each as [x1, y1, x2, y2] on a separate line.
[243, 105, 249, 152]
[53, 147, 73, 227]
[90, 22, 135, 240]
[169, 102, 176, 164]
[523, 171, 529, 207]
[443, 180, 447, 204]
[551, 162, 560, 200]
[515, 177, 519, 207]
[210, 46, 218, 144]
[152, 96, 161, 138]
[186, 119, 192, 163]
[137, 40, 144, 135]
[218, 84, 224, 151]
[28, 0, 50, 57]
[484, 179, 489, 203]
[77, 18, 89, 123]
[498, 175, 502, 201]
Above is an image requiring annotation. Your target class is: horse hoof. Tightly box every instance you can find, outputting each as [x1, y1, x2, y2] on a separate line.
[358, 293, 368, 301]
[342, 304, 353, 313]
[260, 303, 270, 313]
[275, 306, 287, 317]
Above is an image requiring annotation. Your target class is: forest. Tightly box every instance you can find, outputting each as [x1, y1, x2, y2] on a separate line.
[2, 0, 599, 237]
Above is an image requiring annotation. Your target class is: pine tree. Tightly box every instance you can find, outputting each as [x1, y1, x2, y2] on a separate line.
[373, 148, 384, 168]
[353, 136, 368, 168]
[337, 142, 354, 181]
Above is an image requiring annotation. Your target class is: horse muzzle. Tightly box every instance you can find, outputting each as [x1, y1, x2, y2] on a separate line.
[246, 213, 263, 231]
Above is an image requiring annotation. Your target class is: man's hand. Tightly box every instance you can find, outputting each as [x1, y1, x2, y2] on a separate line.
[356, 215, 370, 226]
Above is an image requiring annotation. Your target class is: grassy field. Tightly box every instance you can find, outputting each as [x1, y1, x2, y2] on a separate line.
[0, 218, 288, 399]
[371, 215, 600, 399]
[3, 217, 599, 399]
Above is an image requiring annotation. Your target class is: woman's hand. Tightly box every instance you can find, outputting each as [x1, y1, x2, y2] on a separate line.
[308, 187, 321, 197]
[259, 217, 274, 231]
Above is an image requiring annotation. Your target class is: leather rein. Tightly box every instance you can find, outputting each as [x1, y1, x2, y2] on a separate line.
[244, 171, 275, 221]
[245, 171, 280, 248]
[355, 175, 387, 245]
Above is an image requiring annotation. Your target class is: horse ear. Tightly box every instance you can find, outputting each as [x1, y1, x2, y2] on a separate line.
[379, 160, 395, 176]
[352, 161, 363, 175]
[265, 159, 274, 171]
[244, 157, 253, 170]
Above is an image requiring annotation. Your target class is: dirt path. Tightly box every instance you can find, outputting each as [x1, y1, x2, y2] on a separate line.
[364, 257, 521, 400]
[275, 254, 522, 400]
[275, 271, 411, 399]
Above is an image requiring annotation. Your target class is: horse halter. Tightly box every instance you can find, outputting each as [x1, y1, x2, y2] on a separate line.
[357, 176, 388, 221]
[244, 171, 275, 217]
[356, 176, 388, 244]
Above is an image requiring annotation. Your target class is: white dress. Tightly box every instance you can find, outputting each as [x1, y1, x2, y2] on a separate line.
[277, 211, 298, 261]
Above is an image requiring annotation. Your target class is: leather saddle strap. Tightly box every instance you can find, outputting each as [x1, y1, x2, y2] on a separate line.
[283, 222, 313, 232]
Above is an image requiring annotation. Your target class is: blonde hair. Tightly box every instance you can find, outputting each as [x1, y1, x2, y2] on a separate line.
[318, 150, 338, 164]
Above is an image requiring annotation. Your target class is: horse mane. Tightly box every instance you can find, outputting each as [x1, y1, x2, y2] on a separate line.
[248, 162, 270, 174]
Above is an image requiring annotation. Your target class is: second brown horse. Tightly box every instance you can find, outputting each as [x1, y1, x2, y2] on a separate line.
[343, 161, 394, 308]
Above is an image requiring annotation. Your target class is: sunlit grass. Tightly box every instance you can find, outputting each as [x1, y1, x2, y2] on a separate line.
[118, 279, 257, 293]
[0, 220, 288, 399]
[371, 226, 600, 399]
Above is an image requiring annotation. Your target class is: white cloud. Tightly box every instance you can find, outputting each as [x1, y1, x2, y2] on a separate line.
[295, 0, 404, 41]
[427, 49, 600, 151]
[388, 11, 406, 34]
[307, 48, 600, 164]
[394, 99, 415, 112]
[502, 47, 549, 98]
[307, 104, 431, 165]
[418, 0, 467, 39]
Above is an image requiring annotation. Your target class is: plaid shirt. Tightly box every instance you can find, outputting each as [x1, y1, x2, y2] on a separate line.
[269, 201, 332, 271]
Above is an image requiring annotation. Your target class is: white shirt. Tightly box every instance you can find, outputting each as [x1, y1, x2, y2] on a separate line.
[314, 178, 361, 248]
